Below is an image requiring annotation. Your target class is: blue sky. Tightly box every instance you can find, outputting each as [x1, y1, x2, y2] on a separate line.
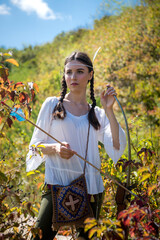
[0, 0, 140, 50]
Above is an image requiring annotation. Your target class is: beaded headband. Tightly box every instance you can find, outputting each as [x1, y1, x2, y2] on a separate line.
[65, 63, 93, 69]
[65, 47, 101, 70]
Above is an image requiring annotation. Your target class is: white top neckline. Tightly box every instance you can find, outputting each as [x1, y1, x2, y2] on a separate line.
[66, 109, 88, 118]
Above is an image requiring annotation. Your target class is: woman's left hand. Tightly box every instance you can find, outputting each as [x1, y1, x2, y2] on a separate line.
[100, 84, 117, 110]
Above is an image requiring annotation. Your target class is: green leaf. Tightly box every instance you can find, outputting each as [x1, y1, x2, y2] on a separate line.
[37, 144, 46, 148]
[84, 221, 97, 232]
[13, 194, 21, 203]
[3, 52, 12, 56]
[112, 221, 121, 227]
[156, 170, 160, 178]
[117, 232, 124, 239]
[102, 219, 112, 225]
[27, 171, 35, 176]
[26, 170, 40, 176]
[88, 227, 98, 239]
[0, 171, 7, 183]
[97, 229, 103, 238]
[139, 173, 151, 183]
[84, 218, 96, 224]
[138, 167, 149, 174]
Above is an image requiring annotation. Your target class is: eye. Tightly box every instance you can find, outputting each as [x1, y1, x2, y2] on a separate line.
[77, 70, 84, 74]
[66, 70, 72, 74]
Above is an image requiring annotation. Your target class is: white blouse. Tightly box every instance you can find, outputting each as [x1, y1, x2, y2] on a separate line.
[26, 97, 126, 194]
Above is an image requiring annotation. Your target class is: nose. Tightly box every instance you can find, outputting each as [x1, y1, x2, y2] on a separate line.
[71, 72, 76, 80]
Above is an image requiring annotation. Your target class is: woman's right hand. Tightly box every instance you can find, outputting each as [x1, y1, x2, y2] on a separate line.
[56, 142, 76, 160]
[38, 142, 76, 160]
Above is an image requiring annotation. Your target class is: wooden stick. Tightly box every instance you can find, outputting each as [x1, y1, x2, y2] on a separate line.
[1, 101, 142, 199]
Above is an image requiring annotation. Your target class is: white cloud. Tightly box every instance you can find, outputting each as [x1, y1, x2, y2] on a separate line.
[0, 4, 11, 15]
[11, 0, 59, 20]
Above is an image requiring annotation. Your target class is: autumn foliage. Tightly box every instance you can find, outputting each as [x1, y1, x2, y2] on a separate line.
[0, 0, 160, 239]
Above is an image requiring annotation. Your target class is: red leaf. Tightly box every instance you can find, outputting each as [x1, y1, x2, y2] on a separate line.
[7, 117, 13, 128]
[33, 83, 39, 92]
[153, 209, 160, 214]
[27, 105, 32, 117]
[14, 82, 24, 89]
[123, 217, 131, 226]
[154, 213, 160, 220]
[26, 93, 30, 103]
[20, 92, 30, 103]
[38, 228, 43, 239]
[0, 89, 6, 98]
[149, 221, 159, 235]
[118, 210, 128, 219]
[31, 89, 35, 100]
[130, 227, 135, 237]
[9, 91, 16, 101]
[19, 92, 26, 103]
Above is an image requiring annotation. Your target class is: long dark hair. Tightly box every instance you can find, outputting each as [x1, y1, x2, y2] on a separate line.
[53, 51, 100, 130]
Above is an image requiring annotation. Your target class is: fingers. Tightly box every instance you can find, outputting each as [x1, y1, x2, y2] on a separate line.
[59, 142, 76, 160]
[106, 84, 117, 96]
[100, 90, 105, 98]
[62, 142, 70, 149]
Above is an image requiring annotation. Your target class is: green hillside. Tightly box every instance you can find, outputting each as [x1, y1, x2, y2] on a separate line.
[7, 1, 160, 128]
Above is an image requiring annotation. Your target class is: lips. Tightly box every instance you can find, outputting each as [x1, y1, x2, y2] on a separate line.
[71, 83, 78, 86]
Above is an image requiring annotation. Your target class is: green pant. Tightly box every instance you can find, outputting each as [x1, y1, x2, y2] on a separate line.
[32, 189, 104, 240]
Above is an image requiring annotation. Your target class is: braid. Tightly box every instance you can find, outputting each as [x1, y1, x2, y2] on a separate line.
[60, 76, 67, 102]
[88, 73, 100, 130]
[53, 76, 67, 119]
[90, 73, 96, 108]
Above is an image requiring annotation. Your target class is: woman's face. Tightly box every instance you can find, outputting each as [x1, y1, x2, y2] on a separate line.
[64, 60, 93, 93]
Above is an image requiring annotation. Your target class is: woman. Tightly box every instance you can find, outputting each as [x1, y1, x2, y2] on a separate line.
[26, 51, 126, 240]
